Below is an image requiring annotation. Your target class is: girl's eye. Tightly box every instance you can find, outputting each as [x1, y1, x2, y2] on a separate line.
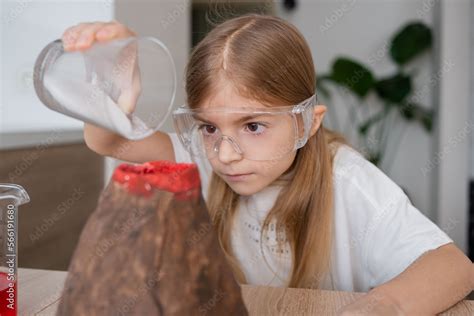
[198, 124, 217, 136]
[245, 122, 266, 135]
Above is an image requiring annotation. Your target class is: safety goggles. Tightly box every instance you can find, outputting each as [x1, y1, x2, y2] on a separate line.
[171, 94, 317, 161]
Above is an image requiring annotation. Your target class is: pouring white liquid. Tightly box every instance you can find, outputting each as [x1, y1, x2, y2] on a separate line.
[43, 73, 151, 139]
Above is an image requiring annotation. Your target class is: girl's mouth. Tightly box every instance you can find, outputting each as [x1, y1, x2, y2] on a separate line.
[224, 173, 253, 182]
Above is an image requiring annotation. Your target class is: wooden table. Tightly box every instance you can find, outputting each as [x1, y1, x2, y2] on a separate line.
[19, 268, 474, 315]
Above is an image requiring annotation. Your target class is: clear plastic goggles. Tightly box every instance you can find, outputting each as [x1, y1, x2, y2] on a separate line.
[172, 94, 317, 161]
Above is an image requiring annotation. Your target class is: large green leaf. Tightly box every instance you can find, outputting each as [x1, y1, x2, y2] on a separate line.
[390, 22, 432, 65]
[375, 74, 412, 103]
[329, 58, 375, 98]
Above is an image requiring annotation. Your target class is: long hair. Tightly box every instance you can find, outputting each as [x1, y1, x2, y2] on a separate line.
[185, 13, 349, 288]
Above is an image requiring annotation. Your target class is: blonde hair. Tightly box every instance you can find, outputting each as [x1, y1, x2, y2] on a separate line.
[185, 13, 349, 289]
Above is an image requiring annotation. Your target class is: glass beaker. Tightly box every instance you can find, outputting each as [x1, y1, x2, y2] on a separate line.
[33, 36, 176, 140]
[0, 184, 30, 316]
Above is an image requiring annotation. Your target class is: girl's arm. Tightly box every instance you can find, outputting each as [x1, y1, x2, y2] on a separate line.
[84, 123, 176, 163]
[339, 243, 474, 315]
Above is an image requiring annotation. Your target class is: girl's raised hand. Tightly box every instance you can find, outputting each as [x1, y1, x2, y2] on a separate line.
[61, 21, 136, 52]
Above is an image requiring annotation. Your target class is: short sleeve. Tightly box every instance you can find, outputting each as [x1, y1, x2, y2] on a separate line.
[364, 192, 454, 288]
[167, 132, 193, 163]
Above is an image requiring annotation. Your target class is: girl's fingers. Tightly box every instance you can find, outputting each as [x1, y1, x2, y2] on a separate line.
[74, 22, 105, 51]
[96, 21, 136, 42]
[62, 23, 85, 51]
[61, 21, 135, 52]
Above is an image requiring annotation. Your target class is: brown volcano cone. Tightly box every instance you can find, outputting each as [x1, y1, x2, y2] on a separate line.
[56, 161, 247, 316]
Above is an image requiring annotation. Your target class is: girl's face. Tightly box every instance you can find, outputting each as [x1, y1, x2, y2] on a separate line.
[198, 84, 301, 196]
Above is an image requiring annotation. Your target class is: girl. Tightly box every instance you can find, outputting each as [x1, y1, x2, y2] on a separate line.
[62, 15, 473, 315]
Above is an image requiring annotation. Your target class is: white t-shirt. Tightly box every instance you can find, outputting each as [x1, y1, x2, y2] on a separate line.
[167, 132, 453, 292]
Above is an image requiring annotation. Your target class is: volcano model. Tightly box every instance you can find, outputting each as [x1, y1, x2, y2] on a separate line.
[56, 161, 247, 315]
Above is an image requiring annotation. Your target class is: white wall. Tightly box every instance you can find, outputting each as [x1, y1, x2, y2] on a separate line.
[276, 0, 437, 220]
[471, 1, 474, 180]
[435, 0, 470, 252]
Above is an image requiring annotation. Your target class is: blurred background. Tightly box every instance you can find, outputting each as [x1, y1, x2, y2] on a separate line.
[0, 0, 472, 271]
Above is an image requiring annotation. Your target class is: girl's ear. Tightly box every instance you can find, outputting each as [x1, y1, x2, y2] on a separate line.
[310, 105, 327, 137]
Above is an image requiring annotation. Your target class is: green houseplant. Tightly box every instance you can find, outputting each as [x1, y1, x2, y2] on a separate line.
[317, 21, 434, 169]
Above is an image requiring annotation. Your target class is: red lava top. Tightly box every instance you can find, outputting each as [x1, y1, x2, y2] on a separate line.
[112, 161, 201, 199]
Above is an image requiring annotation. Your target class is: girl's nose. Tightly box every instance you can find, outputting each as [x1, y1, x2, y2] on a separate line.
[216, 137, 243, 164]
